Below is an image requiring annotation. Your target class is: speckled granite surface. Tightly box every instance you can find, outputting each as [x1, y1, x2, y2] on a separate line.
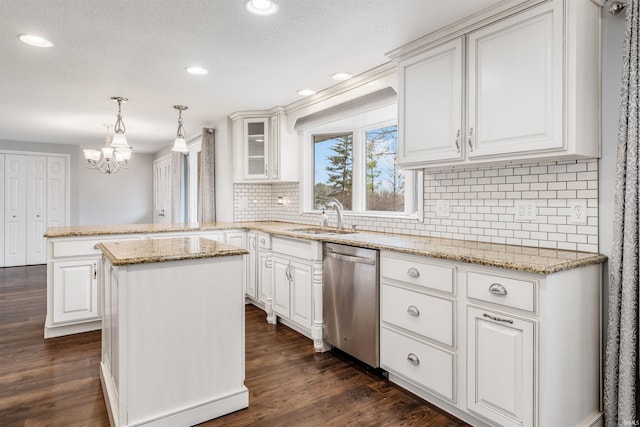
[44, 222, 237, 237]
[49, 221, 606, 274]
[97, 237, 248, 266]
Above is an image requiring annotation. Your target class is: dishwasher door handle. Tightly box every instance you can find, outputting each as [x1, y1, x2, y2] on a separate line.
[325, 251, 376, 265]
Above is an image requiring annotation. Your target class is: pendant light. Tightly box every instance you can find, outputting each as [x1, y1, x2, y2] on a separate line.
[172, 105, 189, 153]
[110, 96, 131, 149]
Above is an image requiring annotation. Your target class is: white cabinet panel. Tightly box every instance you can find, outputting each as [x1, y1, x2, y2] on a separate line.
[399, 38, 463, 166]
[290, 260, 312, 330]
[53, 258, 100, 324]
[272, 255, 290, 318]
[0, 154, 4, 267]
[258, 250, 271, 304]
[467, 306, 534, 427]
[467, 2, 562, 158]
[5, 155, 27, 266]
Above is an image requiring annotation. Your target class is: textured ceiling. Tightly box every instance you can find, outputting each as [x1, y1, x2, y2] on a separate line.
[1, 0, 513, 153]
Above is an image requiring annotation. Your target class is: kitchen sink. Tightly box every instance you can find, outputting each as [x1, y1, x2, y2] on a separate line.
[289, 227, 357, 236]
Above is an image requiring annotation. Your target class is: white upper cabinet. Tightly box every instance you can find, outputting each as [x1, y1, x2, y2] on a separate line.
[467, 1, 562, 158]
[231, 109, 298, 182]
[399, 38, 463, 166]
[394, 0, 600, 169]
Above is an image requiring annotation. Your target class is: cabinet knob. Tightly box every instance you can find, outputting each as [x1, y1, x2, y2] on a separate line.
[406, 267, 420, 278]
[407, 305, 420, 317]
[488, 283, 508, 296]
[36, 214, 40, 218]
[12, 215, 16, 218]
[407, 353, 420, 366]
[260, 238, 266, 244]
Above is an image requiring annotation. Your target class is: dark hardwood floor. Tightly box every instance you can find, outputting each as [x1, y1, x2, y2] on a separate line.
[0, 265, 468, 427]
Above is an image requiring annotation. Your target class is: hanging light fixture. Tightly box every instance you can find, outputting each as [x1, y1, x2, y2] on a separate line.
[110, 96, 131, 149]
[83, 96, 133, 174]
[172, 105, 189, 153]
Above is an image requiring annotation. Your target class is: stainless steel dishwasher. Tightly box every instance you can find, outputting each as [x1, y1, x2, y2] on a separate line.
[323, 242, 379, 367]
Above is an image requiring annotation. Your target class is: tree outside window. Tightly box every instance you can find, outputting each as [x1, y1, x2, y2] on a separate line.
[314, 133, 353, 210]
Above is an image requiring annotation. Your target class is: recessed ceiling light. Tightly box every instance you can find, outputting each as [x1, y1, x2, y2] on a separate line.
[331, 72, 353, 81]
[297, 89, 316, 97]
[18, 34, 53, 48]
[245, 0, 279, 16]
[185, 66, 208, 75]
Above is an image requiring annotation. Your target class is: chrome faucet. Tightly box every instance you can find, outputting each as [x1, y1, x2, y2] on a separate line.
[327, 198, 344, 229]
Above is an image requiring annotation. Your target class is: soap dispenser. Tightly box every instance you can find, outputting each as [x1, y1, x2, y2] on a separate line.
[320, 208, 329, 228]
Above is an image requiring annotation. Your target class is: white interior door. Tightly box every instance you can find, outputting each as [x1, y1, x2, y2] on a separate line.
[5, 155, 27, 267]
[26, 156, 47, 264]
[153, 157, 172, 224]
[47, 156, 67, 228]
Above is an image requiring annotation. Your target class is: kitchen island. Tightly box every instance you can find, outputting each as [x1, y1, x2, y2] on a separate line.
[97, 237, 249, 427]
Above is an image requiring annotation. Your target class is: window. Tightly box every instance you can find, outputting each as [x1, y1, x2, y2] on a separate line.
[310, 117, 421, 218]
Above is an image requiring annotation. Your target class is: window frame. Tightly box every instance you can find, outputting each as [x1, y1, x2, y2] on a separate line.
[301, 106, 423, 221]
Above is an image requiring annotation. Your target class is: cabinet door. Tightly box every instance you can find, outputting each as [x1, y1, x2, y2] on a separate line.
[270, 114, 279, 180]
[258, 249, 272, 304]
[290, 260, 312, 330]
[398, 38, 463, 166]
[272, 256, 290, 318]
[244, 118, 269, 179]
[467, 306, 534, 427]
[5, 155, 26, 267]
[467, 1, 562, 158]
[26, 156, 47, 265]
[246, 232, 258, 298]
[53, 258, 100, 324]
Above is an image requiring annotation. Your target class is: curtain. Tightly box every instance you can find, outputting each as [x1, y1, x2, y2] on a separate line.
[171, 151, 183, 223]
[198, 128, 216, 222]
[605, 1, 640, 425]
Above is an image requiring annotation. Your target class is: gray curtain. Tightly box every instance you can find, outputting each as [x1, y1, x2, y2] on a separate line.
[171, 151, 183, 223]
[605, 1, 640, 425]
[198, 128, 216, 222]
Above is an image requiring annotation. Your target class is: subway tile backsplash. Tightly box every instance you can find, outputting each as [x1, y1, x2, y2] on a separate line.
[234, 159, 599, 253]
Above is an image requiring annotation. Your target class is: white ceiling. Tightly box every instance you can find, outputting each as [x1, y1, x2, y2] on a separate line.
[1, 0, 513, 154]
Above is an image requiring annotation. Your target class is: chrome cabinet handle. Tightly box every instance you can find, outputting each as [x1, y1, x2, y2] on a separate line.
[406, 267, 420, 278]
[489, 283, 508, 296]
[93, 264, 97, 279]
[407, 305, 420, 317]
[407, 353, 420, 365]
[468, 127, 474, 152]
[483, 313, 514, 324]
[251, 238, 256, 249]
[455, 129, 461, 153]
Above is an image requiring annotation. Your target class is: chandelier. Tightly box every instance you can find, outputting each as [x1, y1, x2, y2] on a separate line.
[83, 97, 132, 174]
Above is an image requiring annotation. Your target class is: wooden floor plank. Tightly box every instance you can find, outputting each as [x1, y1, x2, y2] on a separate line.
[0, 265, 468, 427]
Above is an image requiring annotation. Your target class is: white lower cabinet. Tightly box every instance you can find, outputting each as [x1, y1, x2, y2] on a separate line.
[52, 258, 99, 324]
[467, 306, 534, 427]
[380, 251, 602, 427]
[272, 254, 312, 331]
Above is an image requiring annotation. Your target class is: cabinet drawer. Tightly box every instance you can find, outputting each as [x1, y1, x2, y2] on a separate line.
[52, 239, 107, 257]
[467, 271, 535, 312]
[381, 327, 454, 402]
[381, 253, 454, 293]
[272, 236, 318, 260]
[52, 237, 140, 258]
[257, 232, 271, 249]
[381, 284, 453, 347]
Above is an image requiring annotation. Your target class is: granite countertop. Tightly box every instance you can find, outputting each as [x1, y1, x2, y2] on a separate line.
[97, 237, 248, 266]
[43, 221, 239, 237]
[49, 221, 606, 274]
